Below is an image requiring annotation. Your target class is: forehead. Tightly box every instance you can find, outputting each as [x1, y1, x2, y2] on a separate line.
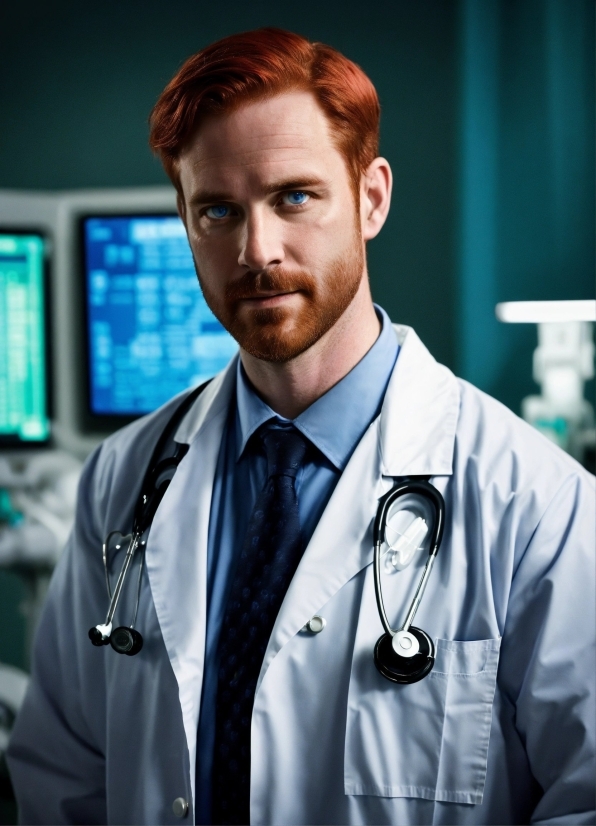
[177, 90, 347, 194]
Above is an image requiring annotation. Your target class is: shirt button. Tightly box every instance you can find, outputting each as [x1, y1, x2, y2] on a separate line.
[306, 615, 326, 633]
[172, 797, 189, 818]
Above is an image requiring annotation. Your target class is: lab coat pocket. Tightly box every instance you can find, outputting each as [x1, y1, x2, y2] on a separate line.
[344, 637, 501, 804]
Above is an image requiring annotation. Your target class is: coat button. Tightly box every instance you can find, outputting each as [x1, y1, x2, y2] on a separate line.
[172, 797, 189, 818]
[306, 615, 326, 633]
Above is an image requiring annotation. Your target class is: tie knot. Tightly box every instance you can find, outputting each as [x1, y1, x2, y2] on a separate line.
[261, 424, 307, 480]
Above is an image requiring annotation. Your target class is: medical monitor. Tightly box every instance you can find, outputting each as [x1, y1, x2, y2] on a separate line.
[81, 214, 237, 426]
[0, 230, 51, 447]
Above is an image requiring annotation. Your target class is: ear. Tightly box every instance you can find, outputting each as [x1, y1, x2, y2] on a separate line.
[360, 158, 392, 242]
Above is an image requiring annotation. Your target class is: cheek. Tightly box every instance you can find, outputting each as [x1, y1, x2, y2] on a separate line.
[305, 215, 358, 269]
[287, 210, 354, 264]
[190, 232, 238, 278]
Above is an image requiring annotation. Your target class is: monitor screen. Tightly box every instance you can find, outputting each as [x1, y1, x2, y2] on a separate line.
[82, 215, 238, 417]
[0, 231, 50, 445]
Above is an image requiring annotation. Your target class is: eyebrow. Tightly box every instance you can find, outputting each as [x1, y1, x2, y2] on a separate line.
[261, 177, 326, 195]
[189, 177, 327, 206]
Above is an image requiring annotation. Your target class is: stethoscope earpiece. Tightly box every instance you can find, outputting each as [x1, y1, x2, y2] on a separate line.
[374, 627, 435, 684]
[88, 626, 110, 647]
[109, 627, 144, 656]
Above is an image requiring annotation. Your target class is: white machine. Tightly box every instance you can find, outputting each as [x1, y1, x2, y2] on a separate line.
[496, 300, 596, 467]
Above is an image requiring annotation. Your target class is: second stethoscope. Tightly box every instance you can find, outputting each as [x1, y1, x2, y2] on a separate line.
[372, 478, 445, 684]
[88, 382, 209, 655]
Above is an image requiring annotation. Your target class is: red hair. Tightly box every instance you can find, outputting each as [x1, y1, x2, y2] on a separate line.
[149, 28, 380, 196]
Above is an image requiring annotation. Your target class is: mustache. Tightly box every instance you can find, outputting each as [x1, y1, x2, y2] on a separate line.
[225, 267, 316, 302]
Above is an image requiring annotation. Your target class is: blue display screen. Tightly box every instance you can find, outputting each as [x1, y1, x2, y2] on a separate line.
[83, 215, 237, 416]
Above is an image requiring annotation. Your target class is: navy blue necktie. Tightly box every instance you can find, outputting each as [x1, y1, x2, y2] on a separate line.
[212, 423, 308, 825]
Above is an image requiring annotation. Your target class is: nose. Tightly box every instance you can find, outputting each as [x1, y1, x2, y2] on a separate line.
[238, 209, 284, 271]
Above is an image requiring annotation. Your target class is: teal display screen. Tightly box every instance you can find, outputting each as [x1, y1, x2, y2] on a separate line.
[0, 233, 50, 444]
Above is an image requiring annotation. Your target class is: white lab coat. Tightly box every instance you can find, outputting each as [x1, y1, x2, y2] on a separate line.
[7, 325, 595, 825]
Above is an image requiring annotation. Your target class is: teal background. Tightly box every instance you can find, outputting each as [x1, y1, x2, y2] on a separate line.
[459, 0, 595, 411]
[0, 0, 594, 673]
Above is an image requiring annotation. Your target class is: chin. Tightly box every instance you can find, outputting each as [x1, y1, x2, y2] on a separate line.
[233, 308, 319, 363]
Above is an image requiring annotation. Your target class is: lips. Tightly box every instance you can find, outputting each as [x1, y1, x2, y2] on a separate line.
[225, 267, 316, 304]
[241, 291, 296, 302]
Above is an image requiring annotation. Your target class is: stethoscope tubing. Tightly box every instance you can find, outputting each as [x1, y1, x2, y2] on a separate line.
[373, 479, 445, 638]
[102, 532, 141, 632]
[102, 531, 147, 626]
[399, 554, 436, 632]
[91, 382, 212, 648]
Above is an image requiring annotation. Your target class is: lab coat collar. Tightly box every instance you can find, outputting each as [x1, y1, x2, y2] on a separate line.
[378, 324, 459, 477]
[174, 323, 458, 477]
[173, 354, 238, 445]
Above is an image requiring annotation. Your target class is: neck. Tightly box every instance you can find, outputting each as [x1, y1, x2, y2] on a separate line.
[239, 277, 381, 419]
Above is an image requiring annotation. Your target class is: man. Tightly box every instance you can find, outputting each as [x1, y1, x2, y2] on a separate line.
[7, 27, 595, 826]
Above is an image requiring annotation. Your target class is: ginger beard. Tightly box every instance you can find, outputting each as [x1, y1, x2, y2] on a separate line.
[195, 229, 365, 363]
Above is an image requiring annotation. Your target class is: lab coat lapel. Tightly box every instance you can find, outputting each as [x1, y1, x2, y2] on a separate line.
[145, 358, 237, 801]
[260, 326, 460, 681]
[379, 324, 460, 477]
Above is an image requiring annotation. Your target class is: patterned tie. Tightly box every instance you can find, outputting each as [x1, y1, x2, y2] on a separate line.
[211, 423, 307, 825]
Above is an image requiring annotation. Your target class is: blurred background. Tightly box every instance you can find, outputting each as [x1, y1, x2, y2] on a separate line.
[0, 0, 594, 819]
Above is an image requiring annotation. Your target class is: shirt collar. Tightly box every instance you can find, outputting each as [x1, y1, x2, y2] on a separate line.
[236, 305, 399, 470]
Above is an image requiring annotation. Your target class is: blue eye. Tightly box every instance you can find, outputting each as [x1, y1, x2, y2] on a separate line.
[282, 191, 310, 206]
[206, 205, 230, 219]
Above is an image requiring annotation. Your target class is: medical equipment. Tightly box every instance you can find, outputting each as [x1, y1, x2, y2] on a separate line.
[88, 380, 209, 654]
[0, 230, 51, 447]
[0, 187, 240, 458]
[496, 300, 596, 469]
[81, 214, 237, 428]
[0, 450, 82, 666]
[373, 479, 445, 684]
[0, 661, 28, 810]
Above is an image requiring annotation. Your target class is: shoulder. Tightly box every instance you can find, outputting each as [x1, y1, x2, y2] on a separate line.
[98, 390, 190, 477]
[76, 360, 237, 537]
[451, 377, 594, 525]
[79, 390, 196, 538]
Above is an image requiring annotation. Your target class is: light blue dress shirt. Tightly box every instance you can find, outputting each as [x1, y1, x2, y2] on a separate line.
[195, 306, 399, 822]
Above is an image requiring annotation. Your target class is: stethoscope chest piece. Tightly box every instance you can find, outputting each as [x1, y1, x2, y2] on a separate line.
[109, 626, 144, 656]
[372, 478, 445, 685]
[374, 627, 435, 684]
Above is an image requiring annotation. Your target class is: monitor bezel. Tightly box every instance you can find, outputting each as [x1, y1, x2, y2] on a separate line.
[0, 227, 53, 450]
[79, 211, 195, 434]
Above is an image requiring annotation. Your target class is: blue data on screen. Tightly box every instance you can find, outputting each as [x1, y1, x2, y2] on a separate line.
[83, 215, 238, 416]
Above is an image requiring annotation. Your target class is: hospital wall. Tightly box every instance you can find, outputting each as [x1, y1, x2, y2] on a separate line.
[0, 0, 594, 672]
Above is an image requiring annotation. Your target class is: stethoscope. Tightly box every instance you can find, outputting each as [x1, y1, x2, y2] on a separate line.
[89, 385, 446, 684]
[372, 479, 445, 684]
[88, 382, 208, 655]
